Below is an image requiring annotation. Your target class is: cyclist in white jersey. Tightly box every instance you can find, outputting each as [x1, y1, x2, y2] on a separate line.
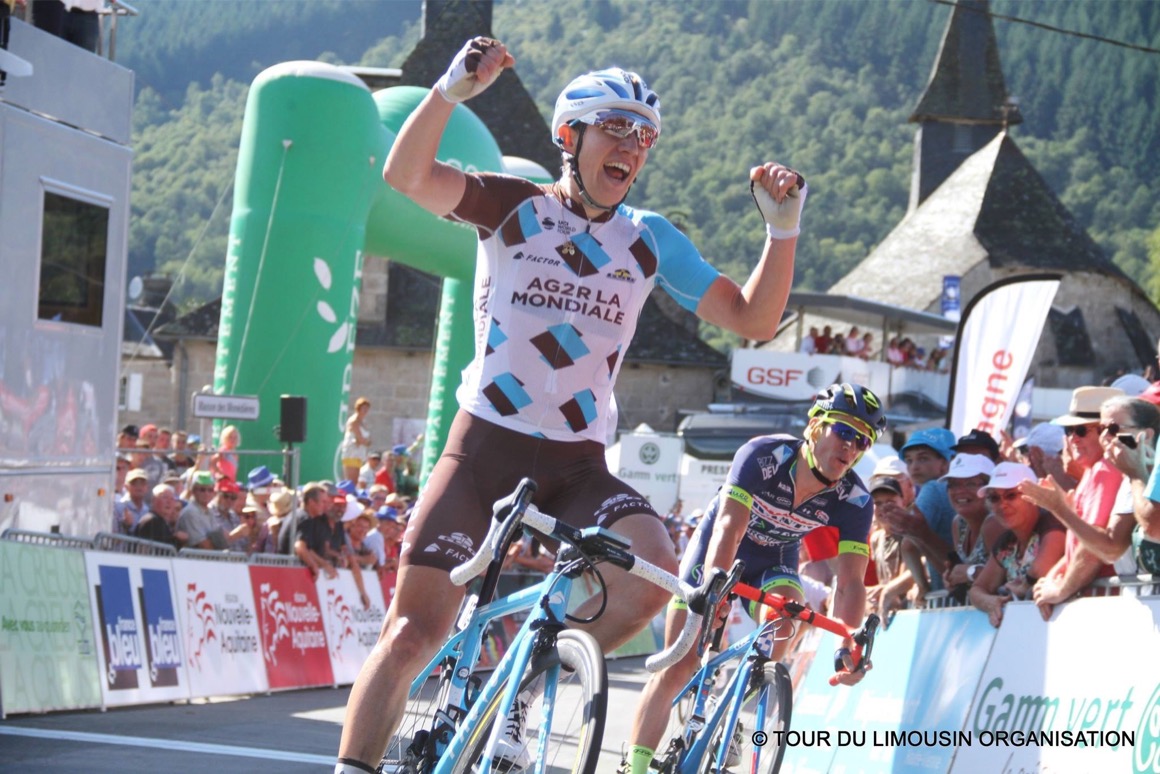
[336, 36, 810, 773]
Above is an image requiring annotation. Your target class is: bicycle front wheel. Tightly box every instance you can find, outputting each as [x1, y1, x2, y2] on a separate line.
[449, 629, 607, 774]
[703, 661, 792, 774]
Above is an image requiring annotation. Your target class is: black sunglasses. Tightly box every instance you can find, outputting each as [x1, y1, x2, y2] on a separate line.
[1063, 424, 1095, 438]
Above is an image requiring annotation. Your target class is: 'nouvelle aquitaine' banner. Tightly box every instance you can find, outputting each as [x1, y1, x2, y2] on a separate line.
[947, 274, 1060, 438]
[173, 559, 268, 698]
[249, 565, 333, 689]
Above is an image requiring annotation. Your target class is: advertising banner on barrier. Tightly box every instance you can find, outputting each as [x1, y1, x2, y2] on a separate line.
[172, 559, 268, 698]
[84, 553, 189, 707]
[249, 565, 334, 689]
[950, 598, 1160, 774]
[316, 568, 387, 685]
[786, 607, 996, 773]
[0, 542, 101, 714]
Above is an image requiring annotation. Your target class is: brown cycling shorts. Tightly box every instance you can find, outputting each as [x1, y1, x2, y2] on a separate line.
[400, 411, 659, 572]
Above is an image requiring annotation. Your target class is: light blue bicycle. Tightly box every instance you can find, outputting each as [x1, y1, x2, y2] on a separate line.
[381, 479, 726, 774]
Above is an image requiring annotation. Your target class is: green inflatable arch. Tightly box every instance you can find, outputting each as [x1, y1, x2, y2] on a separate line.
[214, 63, 552, 483]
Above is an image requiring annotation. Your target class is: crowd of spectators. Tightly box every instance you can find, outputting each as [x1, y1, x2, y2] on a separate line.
[110, 417, 421, 602]
[648, 374, 1160, 628]
[797, 325, 950, 372]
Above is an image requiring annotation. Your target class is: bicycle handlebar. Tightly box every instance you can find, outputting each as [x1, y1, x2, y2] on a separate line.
[731, 582, 880, 686]
[448, 479, 725, 672]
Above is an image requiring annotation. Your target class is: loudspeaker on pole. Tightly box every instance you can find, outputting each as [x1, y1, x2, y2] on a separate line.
[279, 395, 307, 444]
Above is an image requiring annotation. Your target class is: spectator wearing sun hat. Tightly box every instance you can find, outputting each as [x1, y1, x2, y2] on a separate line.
[246, 465, 277, 522]
[1015, 386, 1123, 619]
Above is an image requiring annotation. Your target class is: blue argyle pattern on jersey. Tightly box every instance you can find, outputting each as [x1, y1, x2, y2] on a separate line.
[559, 389, 598, 433]
[530, 323, 589, 370]
[486, 319, 508, 355]
[482, 372, 533, 417]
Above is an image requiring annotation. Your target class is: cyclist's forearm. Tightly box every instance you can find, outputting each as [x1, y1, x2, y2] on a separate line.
[831, 582, 867, 632]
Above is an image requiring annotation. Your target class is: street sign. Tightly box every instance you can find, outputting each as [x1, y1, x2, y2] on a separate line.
[191, 393, 260, 421]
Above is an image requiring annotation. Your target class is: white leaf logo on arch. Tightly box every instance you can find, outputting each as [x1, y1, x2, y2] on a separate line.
[313, 257, 351, 354]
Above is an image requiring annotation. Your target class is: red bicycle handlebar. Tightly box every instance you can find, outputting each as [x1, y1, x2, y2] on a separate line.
[730, 581, 879, 686]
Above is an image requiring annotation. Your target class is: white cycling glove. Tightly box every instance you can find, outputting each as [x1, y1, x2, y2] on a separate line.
[750, 174, 808, 239]
[435, 37, 503, 103]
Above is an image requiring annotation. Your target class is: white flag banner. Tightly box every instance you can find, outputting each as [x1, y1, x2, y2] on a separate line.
[948, 275, 1060, 438]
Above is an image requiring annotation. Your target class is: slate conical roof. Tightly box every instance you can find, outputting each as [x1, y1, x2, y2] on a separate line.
[830, 132, 1124, 306]
[910, 0, 1021, 126]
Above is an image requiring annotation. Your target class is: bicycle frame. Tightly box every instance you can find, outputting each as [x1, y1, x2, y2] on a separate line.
[666, 619, 777, 774]
[659, 583, 878, 773]
[400, 568, 578, 774]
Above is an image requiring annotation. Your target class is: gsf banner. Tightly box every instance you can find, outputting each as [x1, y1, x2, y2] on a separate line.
[172, 559, 267, 699]
[84, 553, 188, 708]
[0, 542, 101, 714]
[249, 565, 334, 690]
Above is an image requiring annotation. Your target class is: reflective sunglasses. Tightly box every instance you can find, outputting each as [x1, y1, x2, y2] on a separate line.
[1063, 424, 1095, 438]
[985, 490, 1021, 505]
[824, 419, 873, 451]
[575, 109, 660, 149]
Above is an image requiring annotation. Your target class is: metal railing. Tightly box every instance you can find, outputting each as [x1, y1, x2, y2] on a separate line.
[1, 528, 94, 550]
[98, 0, 137, 62]
[1088, 573, 1159, 598]
[248, 553, 304, 567]
[93, 531, 177, 556]
[177, 547, 248, 563]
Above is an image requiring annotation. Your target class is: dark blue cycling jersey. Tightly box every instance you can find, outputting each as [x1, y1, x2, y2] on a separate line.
[678, 434, 873, 600]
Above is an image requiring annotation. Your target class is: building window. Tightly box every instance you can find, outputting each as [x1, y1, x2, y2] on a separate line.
[37, 190, 109, 327]
[1047, 307, 1094, 367]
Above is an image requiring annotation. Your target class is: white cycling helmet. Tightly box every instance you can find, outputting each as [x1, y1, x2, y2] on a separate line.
[551, 68, 662, 148]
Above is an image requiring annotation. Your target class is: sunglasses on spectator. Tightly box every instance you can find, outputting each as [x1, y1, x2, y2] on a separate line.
[220, 492, 239, 500]
[1099, 422, 1137, 438]
[1063, 424, 1096, 438]
[192, 486, 213, 493]
[823, 419, 873, 451]
[575, 109, 660, 149]
[985, 490, 1021, 505]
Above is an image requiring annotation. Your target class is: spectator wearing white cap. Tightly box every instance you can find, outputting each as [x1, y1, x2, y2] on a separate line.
[114, 468, 151, 534]
[968, 463, 1066, 627]
[1017, 386, 1124, 619]
[939, 454, 1001, 597]
[1013, 423, 1075, 491]
[1025, 395, 1160, 615]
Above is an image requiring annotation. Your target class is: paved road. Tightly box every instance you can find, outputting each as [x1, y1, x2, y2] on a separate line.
[0, 656, 657, 773]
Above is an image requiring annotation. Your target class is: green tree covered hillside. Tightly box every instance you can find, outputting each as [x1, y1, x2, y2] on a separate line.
[124, 0, 1160, 328]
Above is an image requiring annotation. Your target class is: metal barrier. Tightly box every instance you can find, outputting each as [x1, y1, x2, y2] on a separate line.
[0, 528, 94, 550]
[1088, 573, 1159, 598]
[92, 531, 177, 557]
[177, 547, 248, 563]
[248, 552, 304, 567]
